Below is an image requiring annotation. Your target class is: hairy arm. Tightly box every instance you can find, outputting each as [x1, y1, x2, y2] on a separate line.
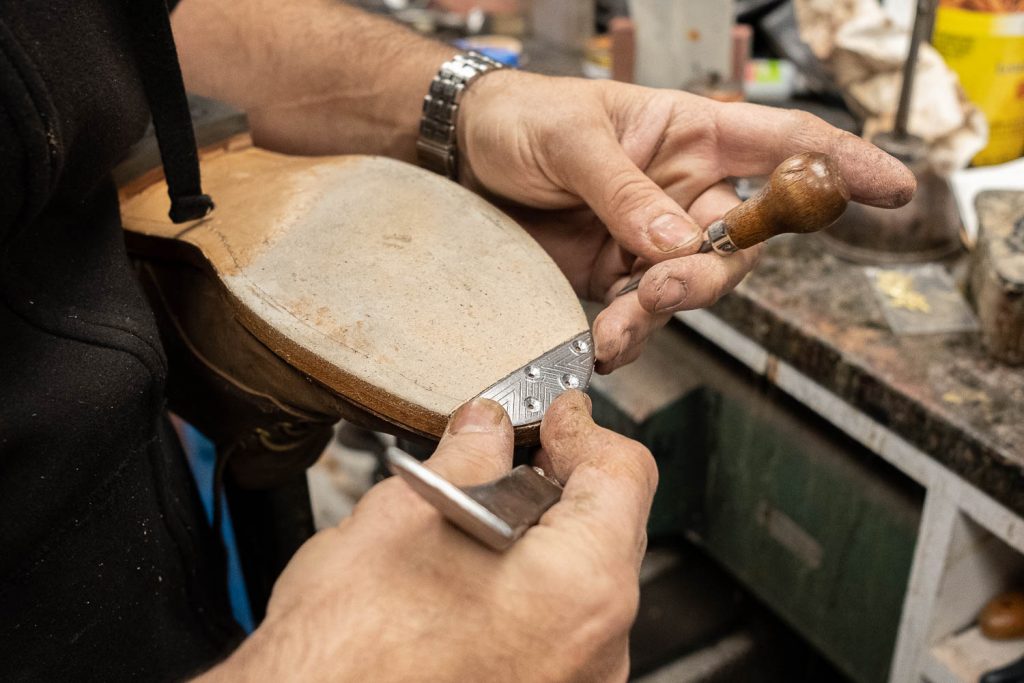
[171, 0, 454, 160]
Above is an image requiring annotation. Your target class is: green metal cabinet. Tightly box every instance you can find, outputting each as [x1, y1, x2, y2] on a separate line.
[592, 330, 923, 683]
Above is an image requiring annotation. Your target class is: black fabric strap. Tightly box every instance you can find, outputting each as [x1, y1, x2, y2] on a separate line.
[124, 0, 213, 224]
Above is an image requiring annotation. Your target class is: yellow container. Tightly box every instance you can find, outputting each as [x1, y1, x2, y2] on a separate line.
[934, 3, 1024, 165]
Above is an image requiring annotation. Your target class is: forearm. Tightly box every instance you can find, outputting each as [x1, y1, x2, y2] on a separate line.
[171, 0, 454, 160]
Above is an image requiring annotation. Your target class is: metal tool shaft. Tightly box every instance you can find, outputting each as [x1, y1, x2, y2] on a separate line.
[617, 240, 713, 296]
[616, 152, 848, 299]
[894, 0, 937, 138]
[385, 446, 562, 551]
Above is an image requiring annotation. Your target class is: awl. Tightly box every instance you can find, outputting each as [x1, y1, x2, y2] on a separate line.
[618, 151, 850, 296]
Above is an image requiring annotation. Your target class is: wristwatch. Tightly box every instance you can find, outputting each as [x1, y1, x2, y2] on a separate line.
[417, 51, 505, 180]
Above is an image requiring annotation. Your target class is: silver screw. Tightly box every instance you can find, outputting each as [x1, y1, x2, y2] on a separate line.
[524, 397, 541, 412]
[525, 365, 540, 379]
[560, 373, 580, 389]
[571, 339, 590, 354]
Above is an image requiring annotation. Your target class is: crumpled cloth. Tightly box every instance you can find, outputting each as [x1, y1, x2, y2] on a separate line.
[794, 0, 988, 175]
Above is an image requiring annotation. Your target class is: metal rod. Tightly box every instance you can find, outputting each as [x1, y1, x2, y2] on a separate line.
[894, 0, 937, 138]
[617, 240, 715, 297]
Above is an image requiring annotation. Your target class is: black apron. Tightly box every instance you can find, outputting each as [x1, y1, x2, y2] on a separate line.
[0, 1, 242, 679]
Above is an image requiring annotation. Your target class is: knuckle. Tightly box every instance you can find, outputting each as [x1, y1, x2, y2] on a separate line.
[541, 398, 593, 446]
[598, 315, 631, 344]
[603, 170, 654, 226]
[786, 109, 823, 132]
[616, 338, 648, 370]
[706, 278, 731, 306]
[622, 440, 658, 492]
[682, 98, 719, 138]
[780, 110, 829, 154]
[586, 434, 658, 492]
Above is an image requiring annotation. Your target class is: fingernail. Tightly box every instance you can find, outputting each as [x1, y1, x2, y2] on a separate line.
[449, 398, 507, 434]
[647, 214, 701, 252]
[653, 277, 688, 312]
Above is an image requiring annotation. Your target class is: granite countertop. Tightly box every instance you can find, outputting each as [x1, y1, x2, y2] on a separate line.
[707, 233, 1024, 514]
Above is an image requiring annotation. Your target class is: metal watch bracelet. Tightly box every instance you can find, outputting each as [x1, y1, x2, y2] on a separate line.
[416, 51, 505, 180]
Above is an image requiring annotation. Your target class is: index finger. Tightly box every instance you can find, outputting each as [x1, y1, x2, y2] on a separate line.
[711, 102, 916, 209]
[533, 391, 658, 564]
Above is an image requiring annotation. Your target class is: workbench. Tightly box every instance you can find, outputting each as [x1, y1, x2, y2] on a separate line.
[590, 234, 1024, 683]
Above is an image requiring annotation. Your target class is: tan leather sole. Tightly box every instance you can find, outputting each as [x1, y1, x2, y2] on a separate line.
[120, 136, 591, 441]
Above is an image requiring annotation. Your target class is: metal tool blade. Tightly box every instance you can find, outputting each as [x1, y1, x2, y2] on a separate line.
[616, 238, 715, 297]
[386, 446, 563, 551]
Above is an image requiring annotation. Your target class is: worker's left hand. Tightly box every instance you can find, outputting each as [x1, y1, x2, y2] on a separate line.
[458, 70, 916, 373]
[197, 393, 655, 682]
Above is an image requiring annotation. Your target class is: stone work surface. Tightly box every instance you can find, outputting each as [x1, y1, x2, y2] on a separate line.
[708, 234, 1024, 514]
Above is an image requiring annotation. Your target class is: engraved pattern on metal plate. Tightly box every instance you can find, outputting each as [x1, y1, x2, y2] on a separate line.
[478, 331, 595, 426]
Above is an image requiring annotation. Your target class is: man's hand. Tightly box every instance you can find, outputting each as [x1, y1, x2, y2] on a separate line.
[199, 392, 656, 682]
[458, 70, 916, 373]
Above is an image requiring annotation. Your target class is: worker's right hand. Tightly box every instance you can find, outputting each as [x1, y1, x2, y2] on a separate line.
[197, 392, 656, 683]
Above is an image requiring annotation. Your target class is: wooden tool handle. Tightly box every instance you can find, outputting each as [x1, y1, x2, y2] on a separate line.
[724, 152, 850, 250]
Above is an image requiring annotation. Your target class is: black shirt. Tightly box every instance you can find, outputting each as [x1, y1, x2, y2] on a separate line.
[0, 1, 242, 678]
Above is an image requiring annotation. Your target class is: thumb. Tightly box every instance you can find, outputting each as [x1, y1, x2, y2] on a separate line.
[424, 398, 514, 486]
[557, 127, 704, 262]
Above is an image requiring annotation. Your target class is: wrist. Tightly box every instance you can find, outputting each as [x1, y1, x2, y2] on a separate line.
[455, 67, 529, 191]
[416, 51, 506, 180]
